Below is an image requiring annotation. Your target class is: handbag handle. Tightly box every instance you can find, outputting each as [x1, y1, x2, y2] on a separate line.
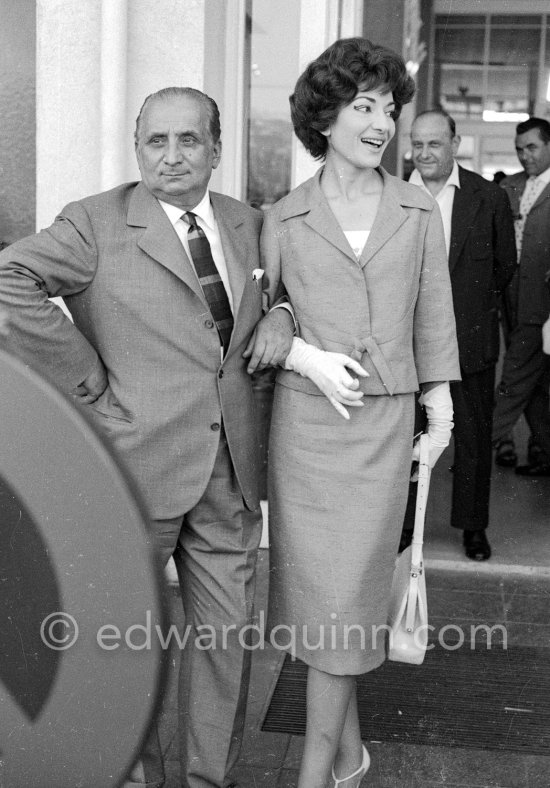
[404, 433, 431, 633]
[411, 433, 431, 564]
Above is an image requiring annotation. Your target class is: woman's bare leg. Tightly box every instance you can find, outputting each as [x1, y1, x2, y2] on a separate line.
[297, 666, 364, 788]
[332, 688, 364, 782]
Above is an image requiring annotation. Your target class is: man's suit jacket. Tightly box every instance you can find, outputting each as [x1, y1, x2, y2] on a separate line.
[449, 166, 517, 375]
[0, 182, 263, 518]
[261, 167, 460, 396]
[501, 170, 550, 326]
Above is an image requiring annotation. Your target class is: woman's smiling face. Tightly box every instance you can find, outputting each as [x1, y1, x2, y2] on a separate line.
[322, 88, 396, 170]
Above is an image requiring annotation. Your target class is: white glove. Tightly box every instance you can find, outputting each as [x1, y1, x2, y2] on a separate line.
[412, 382, 454, 470]
[543, 316, 550, 355]
[284, 337, 369, 420]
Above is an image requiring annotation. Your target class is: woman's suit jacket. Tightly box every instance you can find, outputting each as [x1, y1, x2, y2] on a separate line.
[261, 167, 460, 395]
[0, 182, 264, 518]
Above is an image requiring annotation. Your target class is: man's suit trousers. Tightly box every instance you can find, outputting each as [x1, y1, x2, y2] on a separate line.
[450, 369, 495, 531]
[138, 429, 262, 788]
[493, 323, 550, 462]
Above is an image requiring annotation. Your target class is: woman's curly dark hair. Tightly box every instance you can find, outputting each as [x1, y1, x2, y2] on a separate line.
[290, 37, 416, 160]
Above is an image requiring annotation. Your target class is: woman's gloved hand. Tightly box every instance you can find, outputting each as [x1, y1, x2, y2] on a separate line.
[284, 337, 369, 420]
[412, 381, 454, 471]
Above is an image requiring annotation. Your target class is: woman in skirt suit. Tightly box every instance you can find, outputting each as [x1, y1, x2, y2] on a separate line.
[261, 38, 461, 787]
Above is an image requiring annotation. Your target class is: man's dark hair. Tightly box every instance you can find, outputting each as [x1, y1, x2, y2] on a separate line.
[135, 87, 221, 144]
[516, 116, 550, 143]
[413, 109, 456, 138]
[290, 37, 415, 160]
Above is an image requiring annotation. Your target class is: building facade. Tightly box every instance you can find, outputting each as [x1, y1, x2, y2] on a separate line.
[1, 0, 549, 245]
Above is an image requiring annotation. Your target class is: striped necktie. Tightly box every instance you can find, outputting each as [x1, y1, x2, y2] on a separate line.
[183, 211, 233, 355]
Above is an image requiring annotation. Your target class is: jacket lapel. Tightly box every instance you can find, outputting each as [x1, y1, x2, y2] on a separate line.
[304, 201, 356, 262]
[530, 180, 550, 213]
[502, 173, 525, 220]
[280, 170, 359, 262]
[360, 169, 409, 268]
[127, 182, 206, 304]
[449, 168, 482, 273]
[210, 192, 248, 320]
[501, 173, 550, 218]
[284, 168, 414, 265]
[280, 167, 433, 268]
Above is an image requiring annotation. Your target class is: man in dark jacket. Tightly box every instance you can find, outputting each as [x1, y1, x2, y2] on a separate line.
[401, 109, 517, 561]
[493, 117, 550, 476]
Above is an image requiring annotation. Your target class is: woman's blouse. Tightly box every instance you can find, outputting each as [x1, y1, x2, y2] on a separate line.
[344, 230, 370, 259]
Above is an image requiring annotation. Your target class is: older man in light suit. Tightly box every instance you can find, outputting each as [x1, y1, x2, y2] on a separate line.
[0, 87, 293, 788]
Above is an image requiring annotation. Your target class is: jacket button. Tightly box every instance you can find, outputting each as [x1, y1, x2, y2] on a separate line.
[218, 370, 224, 378]
[205, 319, 214, 329]
[210, 422, 220, 431]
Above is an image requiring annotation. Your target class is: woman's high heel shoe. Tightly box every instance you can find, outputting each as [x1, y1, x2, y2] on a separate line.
[332, 744, 370, 787]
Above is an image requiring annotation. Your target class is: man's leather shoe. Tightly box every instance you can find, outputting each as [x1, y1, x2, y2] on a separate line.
[463, 530, 491, 561]
[515, 462, 550, 477]
[527, 438, 543, 465]
[494, 439, 517, 467]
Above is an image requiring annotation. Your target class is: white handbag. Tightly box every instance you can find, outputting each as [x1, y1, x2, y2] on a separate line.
[387, 433, 431, 665]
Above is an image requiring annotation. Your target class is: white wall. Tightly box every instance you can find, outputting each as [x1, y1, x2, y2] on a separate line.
[36, 0, 207, 228]
[34, 0, 365, 228]
[0, 0, 36, 242]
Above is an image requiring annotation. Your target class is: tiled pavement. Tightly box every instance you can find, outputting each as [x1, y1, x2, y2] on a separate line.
[158, 424, 550, 788]
[157, 557, 550, 788]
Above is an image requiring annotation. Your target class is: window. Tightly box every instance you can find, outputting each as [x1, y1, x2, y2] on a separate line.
[434, 14, 545, 121]
[245, 0, 300, 208]
[243, 0, 364, 206]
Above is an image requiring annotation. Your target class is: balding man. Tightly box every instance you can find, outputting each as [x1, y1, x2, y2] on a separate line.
[0, 87, 293, 788]
[400, 110, 516, 561]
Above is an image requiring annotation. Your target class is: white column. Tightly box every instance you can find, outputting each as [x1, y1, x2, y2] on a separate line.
[218, 0, 248, 198]
[100, 0, 128, 190]
[36, 0, 207, 228]
[202, 0, 248, 199]
[124, 0, 206, 182]
[36, 0, 102, 228]
[291, 0, 331, 189]
[340, 0, 364, 39]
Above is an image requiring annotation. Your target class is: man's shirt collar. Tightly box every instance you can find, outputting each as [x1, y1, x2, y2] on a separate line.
[158, 190, 214, 228]
[532, 166, 550, 186]
[409, 160, 461, 193]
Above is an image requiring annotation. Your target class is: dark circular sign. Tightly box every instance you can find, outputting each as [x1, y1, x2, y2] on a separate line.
[0, 350, 166, 787]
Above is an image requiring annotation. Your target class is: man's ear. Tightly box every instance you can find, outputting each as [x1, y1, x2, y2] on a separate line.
[452, 134, 461, 155]
[212, 140, 222, 169]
